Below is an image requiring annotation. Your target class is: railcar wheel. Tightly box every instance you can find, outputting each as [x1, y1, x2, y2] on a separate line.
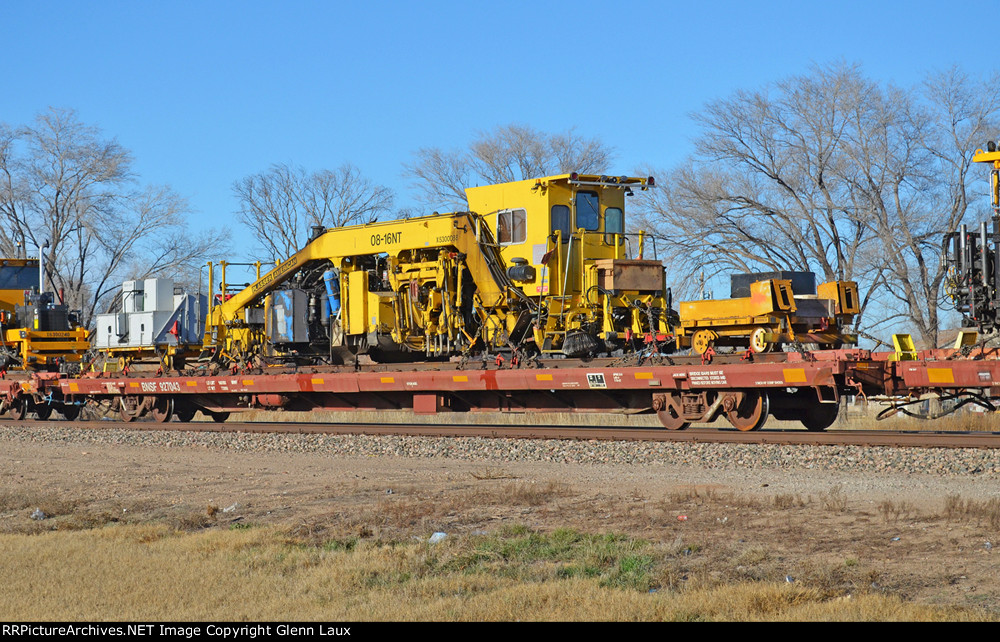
[7, 398, 27, 421]
[150, 397, 174, 423]
[174, 403, 197, 423]
[748, 327, 774, 353]
[211, 411, 230, 423]
[655, 394, 690, 430]
[34, 404, 53, 421]
[801, 403, 839, 432]
[657, 409, 690, 430]
[119, 396, 142, 423]
[724, 391, 769, 431]
[60, 405, 81, 421]
[691, 330, 717, 355]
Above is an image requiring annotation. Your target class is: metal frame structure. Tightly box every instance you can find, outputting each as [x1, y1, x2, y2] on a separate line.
[2, 345, 1000, 432]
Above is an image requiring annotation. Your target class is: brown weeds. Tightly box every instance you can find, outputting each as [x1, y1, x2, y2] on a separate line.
[170, 510, 216, 531]
[820, 486, 848, 512]
[773, 494, 809, 509]
[943, 495, 1000, 530]
[0, 488, 79, 518]
[877, 500, 918, 523]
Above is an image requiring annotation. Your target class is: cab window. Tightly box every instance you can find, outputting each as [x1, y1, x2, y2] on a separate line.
[497, 209, 526, 245]
[0, 265, 37, 290]
[605, 207, 623, 244]
[576, 191, 599, 231]
[551, 205, 571, 242]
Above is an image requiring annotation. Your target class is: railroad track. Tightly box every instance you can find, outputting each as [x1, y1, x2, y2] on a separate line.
[8, 418, 1000, 449]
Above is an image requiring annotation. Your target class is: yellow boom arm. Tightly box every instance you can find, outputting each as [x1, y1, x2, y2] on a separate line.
[205, 211, 515, 350]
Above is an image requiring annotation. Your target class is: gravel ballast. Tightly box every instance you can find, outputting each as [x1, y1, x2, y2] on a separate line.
[4, 424, 1000, 478]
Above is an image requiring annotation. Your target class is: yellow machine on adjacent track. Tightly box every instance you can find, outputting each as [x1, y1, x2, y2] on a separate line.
[0, 258, 89, 371]
[200, 173, 670, 368]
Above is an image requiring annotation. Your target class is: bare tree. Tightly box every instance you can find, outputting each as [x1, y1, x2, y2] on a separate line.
[636, 64, 1000, 347]
[234, 162, 394, 262]
[404, 124, 614, 211]
[0, 108, 225, 324]
[836, 68, 1000, 345]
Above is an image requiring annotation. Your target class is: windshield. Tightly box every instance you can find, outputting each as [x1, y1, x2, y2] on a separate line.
[576, 191, 599, 231]
[0, 265, 37, 291]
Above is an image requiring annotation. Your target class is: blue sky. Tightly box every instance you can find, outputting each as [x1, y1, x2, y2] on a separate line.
[3, 0, 995, 261]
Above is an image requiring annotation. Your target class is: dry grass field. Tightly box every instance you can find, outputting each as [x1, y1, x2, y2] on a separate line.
[0, 522, 991, 621]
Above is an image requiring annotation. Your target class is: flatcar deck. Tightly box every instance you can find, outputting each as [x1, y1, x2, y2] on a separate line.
[0, 348, 998, 431]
